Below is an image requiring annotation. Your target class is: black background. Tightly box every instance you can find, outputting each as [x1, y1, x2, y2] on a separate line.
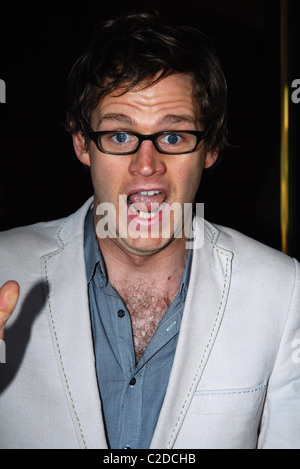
[0, 0, 298, 257]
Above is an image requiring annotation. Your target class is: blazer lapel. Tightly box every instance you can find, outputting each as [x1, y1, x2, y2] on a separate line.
[41, 199, 108, 449]
[151, 218, 233, 449]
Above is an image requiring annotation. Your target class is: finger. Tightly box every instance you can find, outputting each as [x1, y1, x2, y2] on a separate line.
[0, 281, 20, 338]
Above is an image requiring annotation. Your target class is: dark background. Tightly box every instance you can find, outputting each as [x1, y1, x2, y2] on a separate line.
[0, 1, 299, 257]
[287, 0, 300, 259]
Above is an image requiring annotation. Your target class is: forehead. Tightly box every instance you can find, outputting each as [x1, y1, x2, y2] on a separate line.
[92, 74, 200, 128]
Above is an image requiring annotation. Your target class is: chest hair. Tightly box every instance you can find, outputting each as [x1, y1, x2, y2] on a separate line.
[115, 277, 180, 364]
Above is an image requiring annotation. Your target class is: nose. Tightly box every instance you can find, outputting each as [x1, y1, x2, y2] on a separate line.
[128, 140, 166, 177]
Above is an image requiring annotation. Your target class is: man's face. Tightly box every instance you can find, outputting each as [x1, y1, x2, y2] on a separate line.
[74, 73, 217, 257]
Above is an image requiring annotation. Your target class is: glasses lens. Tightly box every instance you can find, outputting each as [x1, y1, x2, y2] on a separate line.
[156, 132, 197, 154]
[99, 132, 139, 154]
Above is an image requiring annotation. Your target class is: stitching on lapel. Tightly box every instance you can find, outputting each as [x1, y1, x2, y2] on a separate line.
[43, 252, 87, 449]
[167, 246, 230, 448]
[55, 216, 70, 246]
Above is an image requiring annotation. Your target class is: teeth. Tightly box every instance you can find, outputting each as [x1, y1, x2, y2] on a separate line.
[129, 204, 155, 219]
[129, 201, 167, 219]
[139, 211, 156, 219]
[139, 190, 161, 196]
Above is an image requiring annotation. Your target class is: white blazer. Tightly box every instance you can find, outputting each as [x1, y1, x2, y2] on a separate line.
[0, 198, 299, 449]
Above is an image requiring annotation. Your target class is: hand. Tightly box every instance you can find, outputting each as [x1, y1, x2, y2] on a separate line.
[0, 281, 20, 340]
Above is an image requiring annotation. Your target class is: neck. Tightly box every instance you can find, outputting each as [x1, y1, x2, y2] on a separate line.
[94, 207, 188, 285]
[99, 235, 188, 282]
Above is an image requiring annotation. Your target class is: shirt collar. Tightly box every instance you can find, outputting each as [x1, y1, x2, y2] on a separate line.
[84, 206, 193, 297]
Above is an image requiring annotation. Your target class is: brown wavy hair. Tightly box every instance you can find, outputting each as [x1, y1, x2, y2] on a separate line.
[65, 13, 227, 153]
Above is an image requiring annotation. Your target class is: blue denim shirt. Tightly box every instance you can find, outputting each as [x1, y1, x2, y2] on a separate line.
[84, 208, 192, 449]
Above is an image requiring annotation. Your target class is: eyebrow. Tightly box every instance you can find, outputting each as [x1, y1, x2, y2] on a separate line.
[98, 112, 196, 127]
[161, 114, 197, 124]
[98, 113, 135, 126]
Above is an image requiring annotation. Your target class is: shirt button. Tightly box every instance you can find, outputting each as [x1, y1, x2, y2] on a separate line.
[117, 309, 125, 318]
[129, 377, 136, 386]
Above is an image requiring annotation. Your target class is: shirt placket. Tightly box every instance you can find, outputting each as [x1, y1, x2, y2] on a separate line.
[116, 302, 183, 449]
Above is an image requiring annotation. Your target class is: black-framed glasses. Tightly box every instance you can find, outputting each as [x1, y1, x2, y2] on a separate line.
[87, 130, 206, 155]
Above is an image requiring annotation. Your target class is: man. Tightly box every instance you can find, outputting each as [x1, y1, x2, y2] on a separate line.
[0, 13, 299, 449]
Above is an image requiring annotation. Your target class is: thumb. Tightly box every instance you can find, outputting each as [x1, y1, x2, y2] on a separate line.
[0, 281, 20, 339]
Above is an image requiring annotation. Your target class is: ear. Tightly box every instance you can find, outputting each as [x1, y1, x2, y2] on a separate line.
[204, 149, 219, 169]
[72, 131, 91, 166]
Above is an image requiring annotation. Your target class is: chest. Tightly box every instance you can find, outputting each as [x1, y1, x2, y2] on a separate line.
[116, 278, 180, 363]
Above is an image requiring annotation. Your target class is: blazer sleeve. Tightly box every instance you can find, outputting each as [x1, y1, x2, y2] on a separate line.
[258, 258, 300, 449]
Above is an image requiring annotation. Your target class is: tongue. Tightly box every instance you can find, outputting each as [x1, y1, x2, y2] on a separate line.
[128, 192, 166, 212]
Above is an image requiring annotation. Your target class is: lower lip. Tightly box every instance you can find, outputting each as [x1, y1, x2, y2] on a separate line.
[127, 202, 169, 226]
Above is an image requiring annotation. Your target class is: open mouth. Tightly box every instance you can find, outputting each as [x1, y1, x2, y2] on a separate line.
[127, 190, 168, 220]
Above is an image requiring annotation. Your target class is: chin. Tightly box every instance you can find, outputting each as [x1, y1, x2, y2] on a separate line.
[116, 235, 174, 258]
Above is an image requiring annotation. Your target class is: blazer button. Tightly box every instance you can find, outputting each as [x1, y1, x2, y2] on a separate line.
[129, 377, 136, 386]
[117, 309, 125, 318]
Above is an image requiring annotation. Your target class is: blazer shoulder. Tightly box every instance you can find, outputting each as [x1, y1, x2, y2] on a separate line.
[0, 218, 64, 257]
[0, 219, 67, 291]
[208, 221, 298, 276]
[0, 197, 93, 259]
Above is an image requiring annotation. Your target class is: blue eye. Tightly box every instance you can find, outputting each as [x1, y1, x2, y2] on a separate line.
[166, 134, 180, 145]
[112, 132, 130, 143]
[160, 133, 183, 146]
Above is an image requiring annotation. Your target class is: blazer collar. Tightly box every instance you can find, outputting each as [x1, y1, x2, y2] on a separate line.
[53, 197, 94, 248]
